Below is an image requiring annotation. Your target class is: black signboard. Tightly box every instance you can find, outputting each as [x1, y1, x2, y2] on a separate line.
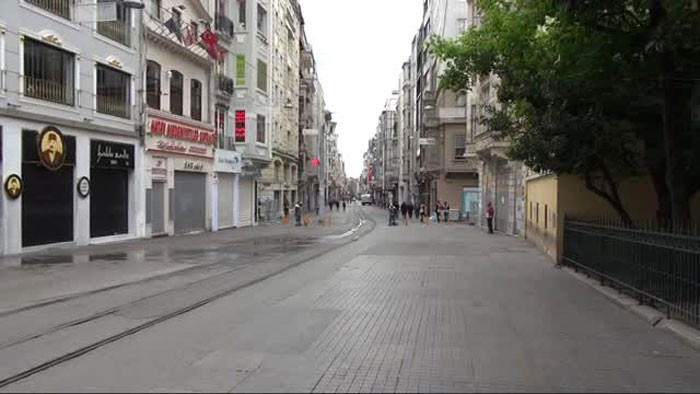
[91, 140, 134, 170]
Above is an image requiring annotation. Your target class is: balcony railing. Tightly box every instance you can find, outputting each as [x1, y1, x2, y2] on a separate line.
[217, 74, 234, 96]
[97, 94, 130, 118]
[24, 76, 74, 106]
[215, 13, 235, 39]
[97, 20, 131, 47]
[26, 0, 70, 19]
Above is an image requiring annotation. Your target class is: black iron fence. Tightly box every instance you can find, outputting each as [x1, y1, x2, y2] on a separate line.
[563, 217, 700, 327]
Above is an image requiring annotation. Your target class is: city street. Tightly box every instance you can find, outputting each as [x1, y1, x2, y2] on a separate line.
[0, 206, 698, 392]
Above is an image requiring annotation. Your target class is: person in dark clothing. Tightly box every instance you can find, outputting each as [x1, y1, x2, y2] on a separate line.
[342, 200, 347, 212]
[443, 201, 450, 223]
[400, 202, 408, 226]
[283, 197, 290, 219]
[486, 202, 495, 234]
[407, 202, 414, 219]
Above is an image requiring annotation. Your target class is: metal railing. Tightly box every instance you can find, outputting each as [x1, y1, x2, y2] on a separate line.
[97, 94, 130, 118]
[26, 0, 70, 19]
[217, 74, 234, 96]
[215, 13, 234, 39]
[24, 75, 74, 106]
[563, 217, 700, 327]
[97, 20, 131, 46]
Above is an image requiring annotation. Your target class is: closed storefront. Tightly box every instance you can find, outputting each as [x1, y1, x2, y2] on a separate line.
[217, 174, 234, 228]
[239, 176, 254, 227]
[174, 170, 206, 234]
[90, 140, 134, 238]
[22, 128, 76, 247]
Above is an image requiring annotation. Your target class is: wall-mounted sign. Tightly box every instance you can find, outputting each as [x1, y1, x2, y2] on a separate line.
[419, 137, 436, 146]
[146, 113, 216, 159]
[4, 174, 22, 199]
[234, 110, 246, 142]
[174, 157, 211, 173]
[214, 149, 242, 173]
[37, 126, 67, 171]
[151, 156, 168, 181]
[77, 176, 91, 198]
[91, 140, 134, 170]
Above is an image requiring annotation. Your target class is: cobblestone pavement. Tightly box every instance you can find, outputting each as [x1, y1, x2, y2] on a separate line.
[2, 207, 700, 392]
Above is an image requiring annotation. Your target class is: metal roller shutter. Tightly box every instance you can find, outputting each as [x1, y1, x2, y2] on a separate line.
[174, 172, 206, 234]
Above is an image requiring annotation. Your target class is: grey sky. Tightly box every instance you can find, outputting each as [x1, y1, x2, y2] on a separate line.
[299, 0, 424, 178]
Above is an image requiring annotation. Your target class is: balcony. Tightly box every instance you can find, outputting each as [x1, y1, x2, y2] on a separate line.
[97, 94, 130, 119]
[24, 76, 74, 106]
[97, 20, 131, 47]
[215, 13, 234, 40]
[438, 107, 466, 120]
[26, 0, 70, 19]
[217, 74, 234, 97]
[474, 131, 510, 160]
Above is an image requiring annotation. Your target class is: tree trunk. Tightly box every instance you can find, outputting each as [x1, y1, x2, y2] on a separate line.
[651, 0, 692, 229]
[584, 172, 633, 226]
[649, 160, 671, 226]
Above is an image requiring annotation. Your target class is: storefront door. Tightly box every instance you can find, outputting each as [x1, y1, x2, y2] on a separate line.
[174, 172, 206, 233]
[218, 173, 234, 229]
[90, 168, 128, 237]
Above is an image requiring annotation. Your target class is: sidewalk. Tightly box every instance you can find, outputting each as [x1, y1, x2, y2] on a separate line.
[0, 209, 360, 315]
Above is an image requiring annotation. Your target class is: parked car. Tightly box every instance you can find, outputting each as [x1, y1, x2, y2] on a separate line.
[360, 194, 373, 206]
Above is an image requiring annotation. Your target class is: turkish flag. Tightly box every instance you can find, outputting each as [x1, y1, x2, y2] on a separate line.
[200, 29, 220, 60]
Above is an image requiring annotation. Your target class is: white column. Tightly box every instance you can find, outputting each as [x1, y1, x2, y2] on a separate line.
[2, 123, 22, 256]
[233, 173, 240, 227]
[75, 134, 90, 245]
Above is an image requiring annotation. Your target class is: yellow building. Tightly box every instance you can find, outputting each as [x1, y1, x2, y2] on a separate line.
[525, 173, 700, 263]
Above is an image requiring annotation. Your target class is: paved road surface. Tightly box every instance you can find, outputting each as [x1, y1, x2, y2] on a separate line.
[0, 206, 698, 392]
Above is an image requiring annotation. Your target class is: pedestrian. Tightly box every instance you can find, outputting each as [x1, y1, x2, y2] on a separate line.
[336, 200, 341, 211]
[444, 201, 450, 223]
[400, 202, 408, 226]
[342, 200, 347, 212]
[435, 201, 442, 223]
[294, 201, 302, 226]
[283, 197, 290, 219]
[407, 201, 414, 219]
[486, 202, 495, 234]
[420, 203, 426, 223]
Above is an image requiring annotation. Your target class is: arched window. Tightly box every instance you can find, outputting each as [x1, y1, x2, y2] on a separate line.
[146, 61, 161, 109]
[170, 70, 183, 116]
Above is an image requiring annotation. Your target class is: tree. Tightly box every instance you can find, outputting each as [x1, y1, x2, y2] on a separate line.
[430, 0, 700, 226]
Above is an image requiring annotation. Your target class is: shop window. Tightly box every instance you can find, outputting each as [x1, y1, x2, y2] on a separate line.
[146, 60, 161, 109]
[191, 79, 202, 121]
[170, 70, 183, 116]
[96, 64, 130, 118]
[23, 38, 75, 106]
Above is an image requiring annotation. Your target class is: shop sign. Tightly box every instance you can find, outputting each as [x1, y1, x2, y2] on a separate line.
[146, 114, 216, 159]
[235, 110, 246, 142]
[152, 156, 168, 181]
[213, 149, 242, 174]
[77, 177, 91, 198]
[174, 157, 210, 173]
[91, 140, 134, 170]
[37, 126, 67, 171]
[4, 174, 22, 200]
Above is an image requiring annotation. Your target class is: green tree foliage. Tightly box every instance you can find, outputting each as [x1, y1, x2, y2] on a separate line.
[429, 0, 700, 226]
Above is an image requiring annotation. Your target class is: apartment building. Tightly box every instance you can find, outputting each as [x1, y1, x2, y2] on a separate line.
[257, 0, 301, 220]
[0, 0, 146, 254]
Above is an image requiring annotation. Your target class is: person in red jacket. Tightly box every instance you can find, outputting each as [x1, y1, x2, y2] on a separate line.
[486, 202, 495, 234]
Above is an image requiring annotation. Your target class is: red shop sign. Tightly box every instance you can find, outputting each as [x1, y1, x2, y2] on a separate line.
[235, 110, 246, 142]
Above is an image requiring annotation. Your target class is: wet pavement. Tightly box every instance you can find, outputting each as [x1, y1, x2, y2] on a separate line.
[1, 207, 699, 392]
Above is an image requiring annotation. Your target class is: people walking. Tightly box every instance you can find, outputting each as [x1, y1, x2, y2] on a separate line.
[400, 202, 408, 226]
[294, 201, 302, 226]
[435, 201, 442, 223]
[420, 203, 427, 224]
[486, 202, 495, 234]
[342, 200, 347, 212]
[407, 201, 414, 219]
[443, 201, 450, 224]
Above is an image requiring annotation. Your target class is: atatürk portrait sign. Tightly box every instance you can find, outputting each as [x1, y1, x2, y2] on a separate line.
[37, 126, 66, 171]
[4, 174, 22, 199]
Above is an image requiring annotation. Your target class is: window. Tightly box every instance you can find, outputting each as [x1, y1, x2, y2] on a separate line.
[529, 201, 533, 223]
[96, 64, 130, 118]
[257, 60, 267, 92]
[458, 18, 467, 33]
[169, 70, 183, 116]
[97, 0, 132, 46]
[470, 104, 477, 139]
[191, 21, 199, 39]
[256, 114, 266, 143]
[171, 8, 182, 27]
[454, 134, 466, 159]
[215, 105, 227, 148]
[26, 0, 70, 19]
[238, 0, 247, 25]
[191, 79, 202, 121]
[257, 4, 268, 37]
[536, 203, 540, 224]
[23, 38, 75, 106]
[146, 61, 161, 109]
[544, 205, 548, 229]
[236, 54, 246, 86]
[150, 0, 162, 19]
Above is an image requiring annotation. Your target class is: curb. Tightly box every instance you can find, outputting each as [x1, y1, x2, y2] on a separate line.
[562, 266, 700, 350]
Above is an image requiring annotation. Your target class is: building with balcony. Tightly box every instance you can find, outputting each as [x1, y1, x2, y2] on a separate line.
[0, 0, 146, 254]
[142, 0, 218, 237]
[257, 0, 301, 221]
[414, 0, 480, 219]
